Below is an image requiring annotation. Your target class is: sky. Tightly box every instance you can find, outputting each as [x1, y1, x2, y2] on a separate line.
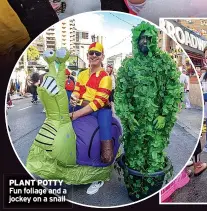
[71, 11, 143, 58]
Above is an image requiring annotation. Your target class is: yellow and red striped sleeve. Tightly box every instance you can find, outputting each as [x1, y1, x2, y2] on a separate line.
[89, 75, 112, 111]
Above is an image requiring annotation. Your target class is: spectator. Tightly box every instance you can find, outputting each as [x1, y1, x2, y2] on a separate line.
[65, 69, 75, 101]
[204, 46, 207, 67]
[200, 66, 207, 152]
[7, 93, 14, 108]
[71, 71, 77, 81]
[6, 93, 12, 132]
[200, 67, 207, 85]
[179, 68, 191, 109]
[31, 84, 38, 104]
[202, 122, 207, 153]
[106, 65, 116, 114]
[30, 72, 46, 104]
[193, 140, 207, 175]
[201, 50, 207, 152]
[106, 65, 115, 101]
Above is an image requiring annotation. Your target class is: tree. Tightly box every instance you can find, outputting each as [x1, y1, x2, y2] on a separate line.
[27, 46, 40, 61]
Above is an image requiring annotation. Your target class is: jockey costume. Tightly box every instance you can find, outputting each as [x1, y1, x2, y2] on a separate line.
[26, 48, 122, 185]
[71, 42, 114, 164]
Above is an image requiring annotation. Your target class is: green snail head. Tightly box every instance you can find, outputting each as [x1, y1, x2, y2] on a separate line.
[43, 49, 56, 64]
[55, 48, 70, 64]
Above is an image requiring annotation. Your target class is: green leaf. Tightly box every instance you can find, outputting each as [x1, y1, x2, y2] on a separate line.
[120, 78, 125, 83]
[152, 152, 157, 159]
[144, 186, 149, 191]
[148, 51, 152, 57]
[133, 94, 139, 98]
[129, 175, 134, 179]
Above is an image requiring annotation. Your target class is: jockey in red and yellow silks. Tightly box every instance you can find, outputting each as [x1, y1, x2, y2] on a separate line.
[70, 42, 114, 164]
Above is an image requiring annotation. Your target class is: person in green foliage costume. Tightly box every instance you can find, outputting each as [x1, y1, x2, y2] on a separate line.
[115, 22, 183, 198]
[26, 48, 112, 185]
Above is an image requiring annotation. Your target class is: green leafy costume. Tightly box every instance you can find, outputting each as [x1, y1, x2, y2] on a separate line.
[115, 22, 183, 197]
[26, 48, 112, 184]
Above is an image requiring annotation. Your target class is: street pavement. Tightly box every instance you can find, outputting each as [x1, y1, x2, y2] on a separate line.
[176, 107, 203, 139]
[6, 97, 202, 207]
[171, 151, 207, 203]
[59, 0, 207, 25]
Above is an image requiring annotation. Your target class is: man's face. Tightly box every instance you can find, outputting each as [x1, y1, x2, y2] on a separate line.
[87, 50, 104, 67]
[137, 31, 151, 56]
[205, 49, 207, 58]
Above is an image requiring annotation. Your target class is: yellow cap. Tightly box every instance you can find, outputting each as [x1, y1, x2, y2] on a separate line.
[88, 42, 104, 53]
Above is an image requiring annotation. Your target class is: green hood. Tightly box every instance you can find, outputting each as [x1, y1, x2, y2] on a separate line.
[132, 21, 158, 56]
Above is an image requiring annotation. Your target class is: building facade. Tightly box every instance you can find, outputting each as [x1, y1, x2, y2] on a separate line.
[160, 19, 207, 68]
[158, 30, 186, 68]
[42, 18, 77, 54]
[32, 35, 45, 55]
[43, 26, 56, 50]
[75, 30, 91, 63]
[74, 31, 104, 66]
[178, 19, 207, 40]
[160, 19, 204, 107]
[69, 19, 76, 55]
[106, 53, 132, 76]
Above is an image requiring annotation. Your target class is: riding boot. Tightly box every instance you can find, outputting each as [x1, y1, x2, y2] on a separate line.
[101, 140, 114, 163]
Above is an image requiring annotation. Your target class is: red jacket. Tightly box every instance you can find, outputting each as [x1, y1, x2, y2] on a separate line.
[65, 77, 75, 91]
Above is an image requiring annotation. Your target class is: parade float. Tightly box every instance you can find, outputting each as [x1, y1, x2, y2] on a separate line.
[115, 22, 183, 201]
[26, 48, 122, 185]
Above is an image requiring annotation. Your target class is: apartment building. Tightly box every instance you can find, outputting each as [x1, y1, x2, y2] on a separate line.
[44, 25, 56, 50]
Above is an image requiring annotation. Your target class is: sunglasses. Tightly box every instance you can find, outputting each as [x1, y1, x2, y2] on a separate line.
[88, 51, 102, 56]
